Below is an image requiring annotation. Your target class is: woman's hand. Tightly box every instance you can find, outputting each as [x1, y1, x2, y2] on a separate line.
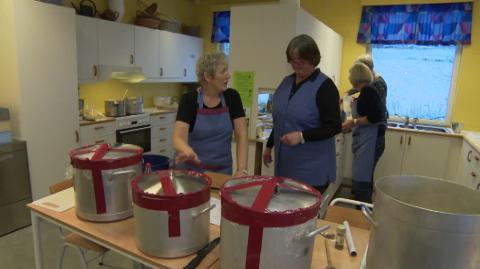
[233, 169, 248, 177]
[263, 147, 273, 167]
[175, 147, 200, 164]
[342, 119, 354, 133]
[280, 131, 302, 146]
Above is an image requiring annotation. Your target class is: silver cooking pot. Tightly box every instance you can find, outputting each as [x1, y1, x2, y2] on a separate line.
[362, 175, 480, 269]
[132, 170, 213, 258]
[220, 176, 328, 269]
[126, 97, 144, 115]
[70, 143, 143, 222]
[104, 99, 126, 117]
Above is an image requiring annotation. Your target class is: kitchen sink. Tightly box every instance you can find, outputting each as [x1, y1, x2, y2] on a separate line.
[386, 122, 451, 133]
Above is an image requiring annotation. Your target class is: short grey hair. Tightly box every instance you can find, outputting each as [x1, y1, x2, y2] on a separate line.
[196, 52, 228, 83]
[355, 54, 374, 71]
[349, 62, 373, 86]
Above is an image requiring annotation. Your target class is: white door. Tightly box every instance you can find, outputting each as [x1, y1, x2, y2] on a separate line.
[401, 132, 451, 178]
[158, 31, 184, 78]
[97, 19, 135, 66]
[374, 130, 404, 180]
[14, 1, 79, 199]
[76, 15, 98, 83]
[134, 26, 160, 79]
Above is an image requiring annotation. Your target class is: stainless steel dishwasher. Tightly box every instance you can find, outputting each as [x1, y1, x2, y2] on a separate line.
[0, 140, 32, 236]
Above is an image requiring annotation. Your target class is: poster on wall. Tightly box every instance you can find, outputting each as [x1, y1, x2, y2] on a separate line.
[233, 71, 254, 108]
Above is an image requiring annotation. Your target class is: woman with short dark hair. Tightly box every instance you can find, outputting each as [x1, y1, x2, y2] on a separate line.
[263, 34, 342, 192]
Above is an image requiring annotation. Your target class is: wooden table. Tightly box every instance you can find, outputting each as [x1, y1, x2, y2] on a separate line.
[27, 172, 369, 269]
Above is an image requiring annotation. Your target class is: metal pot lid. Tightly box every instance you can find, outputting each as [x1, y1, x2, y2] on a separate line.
[132, 170, 211, 211]
[70, 143, 143, 169]
[220, 176, 321, 227]
[134, 170, 210, 196]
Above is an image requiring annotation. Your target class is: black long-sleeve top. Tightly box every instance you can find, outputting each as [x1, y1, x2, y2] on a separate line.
[357, 85, 384, 124]
[266, 69, 342, 148]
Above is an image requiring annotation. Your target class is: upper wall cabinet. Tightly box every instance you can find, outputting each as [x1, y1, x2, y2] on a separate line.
[181, 34, 203, 82]
[134, 26, 160, 79]
[158, 31, 185, 79]
[76, 15, 98, 83]
[97, 19, 135, 67]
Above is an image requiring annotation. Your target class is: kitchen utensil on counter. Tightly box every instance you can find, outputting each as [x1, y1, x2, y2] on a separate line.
[104, 99, 126, 117]
[324, 238, 336, 269]
[183, 237, 220, 269]
[108, 0, 124, 22]
[452, 122, 464, 133]
[126, 97, 144, 115]
[99, 8, 119, 21]
[70, 143, 143, 222]
[343, 221, 357, 257]
[121, 88, 128, 100]
[131, 169, 214, 258]
[220, 176, 328, 269]
[362, 175, 480, 269]
[71, 0, 97, 17]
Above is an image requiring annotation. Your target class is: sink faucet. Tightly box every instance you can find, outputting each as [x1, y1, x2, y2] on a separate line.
[412, 118, 419, 128]
[404, 116, 410, 126]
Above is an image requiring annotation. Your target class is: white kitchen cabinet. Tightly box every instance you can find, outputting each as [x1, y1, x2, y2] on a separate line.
[150, 113, 176, 158]
[97, 19, 135, 67]
[76, 15, 98, 83]
[158, 31, 184, 79]
[1, 1, 79, 199]
[230, 1, 343, 137]
[374, 129, 462, 181]
[134, 26, 160, 80]
[457, 140, 480, 190]
[79, 121, 116, 146]
[180, 34, 203, 82]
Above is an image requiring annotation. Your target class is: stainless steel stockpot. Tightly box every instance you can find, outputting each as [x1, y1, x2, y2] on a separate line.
[362, 175, 480, 269]
[104, 99, 126, 117]
[126, 97, 144, 115]
[70, 143, 143, 222]
[220, 176, 327, 269]
[132, 170, 213, 258]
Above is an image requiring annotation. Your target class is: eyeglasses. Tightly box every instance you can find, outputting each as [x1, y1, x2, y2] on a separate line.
[289, 58, 309, 66]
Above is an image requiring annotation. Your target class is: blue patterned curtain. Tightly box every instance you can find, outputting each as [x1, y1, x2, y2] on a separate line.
[211, 11, 230, 43]
[357, 2, 472, 45]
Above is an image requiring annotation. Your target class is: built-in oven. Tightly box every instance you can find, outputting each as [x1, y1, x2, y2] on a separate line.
[116, 114, 151, 152]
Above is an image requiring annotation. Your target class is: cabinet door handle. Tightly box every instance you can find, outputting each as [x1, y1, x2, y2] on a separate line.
[159, 127, 167, 131]
[75, 130, 79, 143]
[159, 149, 166, 153]
[475, 156, 480, 162]
[400, 136, 403, 145]
[467, 150, 473, 162]
[0, 154, 14, 163]
[130, 54, 134, 64]
[476, 183, 480, 190]
[159, 139, 167, 142]
[407, 136, 411, 146]
[94, 126, 104, 130]
[160, 68, 163, 76]
[158, 116, 166, 119]
[95, 139, 105, 144]
[472, 172, 477, 178]
[184, 68, 187, 77]
[93, 65, 97, 76]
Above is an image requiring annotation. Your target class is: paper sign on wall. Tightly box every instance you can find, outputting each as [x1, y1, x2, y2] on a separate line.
[233, 71, 254, 108]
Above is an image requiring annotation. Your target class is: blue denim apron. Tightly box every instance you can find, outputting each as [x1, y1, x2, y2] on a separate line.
[351, 99, 381, 183]
[183, 89, 233, 175]
[272, 72, 336, 186]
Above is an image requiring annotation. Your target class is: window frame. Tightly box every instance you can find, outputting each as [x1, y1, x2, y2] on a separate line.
[366, 44, 462, 126]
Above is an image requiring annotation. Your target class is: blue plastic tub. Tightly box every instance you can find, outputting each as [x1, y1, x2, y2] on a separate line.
[142, 154, 170, 172]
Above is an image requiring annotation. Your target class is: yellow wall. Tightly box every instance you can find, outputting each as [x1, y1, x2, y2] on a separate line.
[301, 0, 480, 130]
[0, 0, 22, 136]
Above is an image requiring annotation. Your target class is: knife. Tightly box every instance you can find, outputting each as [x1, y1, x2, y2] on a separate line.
[183, 237, 220, 269]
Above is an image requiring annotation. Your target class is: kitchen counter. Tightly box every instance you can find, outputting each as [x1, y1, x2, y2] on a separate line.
[144, 107, 177, 115]
[79, 117, 115, 126]
[387, 125, 463, 138]
[462, 131, 480, 152]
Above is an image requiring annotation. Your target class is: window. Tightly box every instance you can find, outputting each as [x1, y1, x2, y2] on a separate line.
[370, 44, 459, 124]
[217, 43, 230, 56]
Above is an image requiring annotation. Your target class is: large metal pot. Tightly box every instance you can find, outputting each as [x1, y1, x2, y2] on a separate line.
[104, 99, 126, 117]
[126, 97, 144, 115]
[70, 143, 143, 222]
[220, 176, 328, 269]
[362, 175, 480, 269]
[132, 170, 213, 258]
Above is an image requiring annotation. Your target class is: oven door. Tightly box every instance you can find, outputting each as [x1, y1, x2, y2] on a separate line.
[116, 125, 151, 152]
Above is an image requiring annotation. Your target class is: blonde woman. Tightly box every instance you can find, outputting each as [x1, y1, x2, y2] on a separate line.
[342, 62, 386, 203]
[173, 52, 248, 176]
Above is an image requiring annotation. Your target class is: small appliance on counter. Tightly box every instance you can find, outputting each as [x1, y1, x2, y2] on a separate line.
[0, 108, 12, 144]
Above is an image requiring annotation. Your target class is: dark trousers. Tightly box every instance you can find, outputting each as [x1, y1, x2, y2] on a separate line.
[352, 128, 386, 203]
